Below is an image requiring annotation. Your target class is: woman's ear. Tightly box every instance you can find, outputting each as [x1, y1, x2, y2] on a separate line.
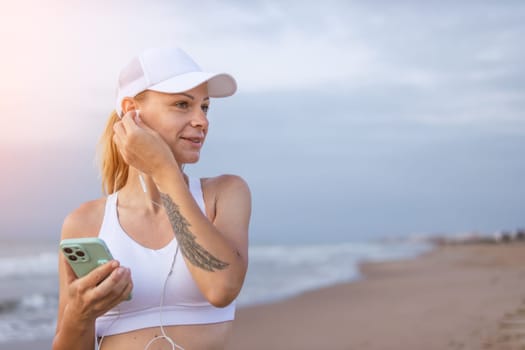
[121, 97, 137, 115]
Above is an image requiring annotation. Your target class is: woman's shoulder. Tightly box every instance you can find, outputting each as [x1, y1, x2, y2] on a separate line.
[61, 197, 107, 239]
[201, 174, 250, 196]
[200, 175, 251, 220]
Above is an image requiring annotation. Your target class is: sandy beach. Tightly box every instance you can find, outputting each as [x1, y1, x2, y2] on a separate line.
[228, 243, 525, 350]
[9, 243, 525, 350]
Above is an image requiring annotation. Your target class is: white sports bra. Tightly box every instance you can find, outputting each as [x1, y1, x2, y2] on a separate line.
[95, 177, 236, 337]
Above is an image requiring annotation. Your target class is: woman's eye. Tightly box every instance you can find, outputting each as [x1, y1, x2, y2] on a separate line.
[175, 101, 189, 109]
[201, 104, 210, 114]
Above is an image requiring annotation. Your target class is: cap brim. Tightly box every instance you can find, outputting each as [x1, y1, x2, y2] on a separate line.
[147, 72, 237, 97]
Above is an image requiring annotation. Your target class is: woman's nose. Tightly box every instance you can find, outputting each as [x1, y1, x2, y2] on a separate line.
[191, 109, 209, 128]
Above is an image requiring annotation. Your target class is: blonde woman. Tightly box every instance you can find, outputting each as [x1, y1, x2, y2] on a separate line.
[53, 47, 251, 350]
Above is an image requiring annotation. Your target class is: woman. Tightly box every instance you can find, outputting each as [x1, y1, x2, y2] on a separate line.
[52, 47, 251, 350]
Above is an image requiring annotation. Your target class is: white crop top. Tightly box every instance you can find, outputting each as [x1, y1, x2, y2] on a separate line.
[95, 177, 236, 337]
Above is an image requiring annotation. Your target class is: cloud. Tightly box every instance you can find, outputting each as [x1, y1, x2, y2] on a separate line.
[1, 0, 524, 146]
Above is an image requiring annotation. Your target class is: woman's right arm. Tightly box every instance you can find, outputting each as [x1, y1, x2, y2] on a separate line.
[52, 202, 133, 350]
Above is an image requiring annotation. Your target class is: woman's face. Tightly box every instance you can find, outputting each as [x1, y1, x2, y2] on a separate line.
[136, 83, 210, 165]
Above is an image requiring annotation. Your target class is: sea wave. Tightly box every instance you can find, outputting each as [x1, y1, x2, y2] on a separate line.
[0, 252, 57, 279]
[237, 241, 431, 305]
[0, 240, 431, 343]
[0, 293, 57, 343]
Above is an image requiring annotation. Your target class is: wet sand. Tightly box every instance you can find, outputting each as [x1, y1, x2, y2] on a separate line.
[228, 243, 525, 350]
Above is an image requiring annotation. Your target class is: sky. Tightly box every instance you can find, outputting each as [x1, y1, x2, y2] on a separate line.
[0, 0, 524, 244]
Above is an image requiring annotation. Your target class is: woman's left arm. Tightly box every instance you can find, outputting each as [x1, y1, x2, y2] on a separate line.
[155, 169, 251, 307]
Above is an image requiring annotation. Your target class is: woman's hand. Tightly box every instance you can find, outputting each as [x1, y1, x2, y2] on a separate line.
[112, 110, 178, 179]
[63, 259, 133, 322]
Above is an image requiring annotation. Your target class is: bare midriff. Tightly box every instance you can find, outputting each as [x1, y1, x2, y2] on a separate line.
[98, 321, 233, 350]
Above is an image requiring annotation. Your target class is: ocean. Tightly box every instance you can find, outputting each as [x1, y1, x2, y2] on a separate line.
[0, 239, 431, 344]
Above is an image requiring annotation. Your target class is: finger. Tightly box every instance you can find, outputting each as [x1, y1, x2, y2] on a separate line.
[121, 109, 138, 120]
[81, 260, 120, 287]
[92, 266, 131, 300]
[121, 111, 141, 132]
[112, 132, 124, 152]
[112, 125, 127, 156]
[113, 120, 126, 138]
[122, 279, 133, 301]
[81, 268, 132, 318]
[107, 276, 134, 307]
[100, 280, 134, 312]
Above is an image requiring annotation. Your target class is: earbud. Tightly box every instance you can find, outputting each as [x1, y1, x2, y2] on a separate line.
[118, 109, 140, 120]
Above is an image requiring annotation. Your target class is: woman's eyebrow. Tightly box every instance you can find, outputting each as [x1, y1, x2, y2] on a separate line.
[172, 93, 210, 101]
[175, 93, 194, 100]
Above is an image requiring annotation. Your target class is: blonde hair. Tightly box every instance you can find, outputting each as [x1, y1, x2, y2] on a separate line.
[97, 110, 129, 195]
[98, 92, 149, 194]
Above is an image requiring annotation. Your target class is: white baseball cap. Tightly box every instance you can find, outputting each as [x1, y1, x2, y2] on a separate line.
[115, 46, 237, 116]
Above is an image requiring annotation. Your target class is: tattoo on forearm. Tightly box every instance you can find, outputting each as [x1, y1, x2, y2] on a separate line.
[160, 193, 230, 272]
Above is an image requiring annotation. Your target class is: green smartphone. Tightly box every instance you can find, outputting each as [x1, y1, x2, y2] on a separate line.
[60, 237, 114, 278]
[60, 237, 132, 300]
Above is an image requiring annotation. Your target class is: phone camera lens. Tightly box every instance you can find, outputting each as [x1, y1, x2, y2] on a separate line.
[76, 251, 85, 257]
[68, 255, 78, 261]
[63, 247, 73, 254]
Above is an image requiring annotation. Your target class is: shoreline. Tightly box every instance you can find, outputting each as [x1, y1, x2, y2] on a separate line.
[7, 243, 525, 349]
[228, 243, 525, 350]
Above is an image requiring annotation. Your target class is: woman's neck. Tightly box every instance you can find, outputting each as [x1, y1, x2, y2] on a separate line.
[118, 168, 188, 213]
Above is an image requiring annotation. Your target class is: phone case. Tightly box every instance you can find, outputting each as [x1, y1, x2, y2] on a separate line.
[60, 238, 114, 278]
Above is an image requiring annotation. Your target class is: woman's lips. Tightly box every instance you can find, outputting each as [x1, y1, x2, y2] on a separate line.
[181, 136, 204, 146]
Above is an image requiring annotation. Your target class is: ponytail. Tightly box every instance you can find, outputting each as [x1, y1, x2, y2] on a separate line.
[97, 110, 129, 195]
